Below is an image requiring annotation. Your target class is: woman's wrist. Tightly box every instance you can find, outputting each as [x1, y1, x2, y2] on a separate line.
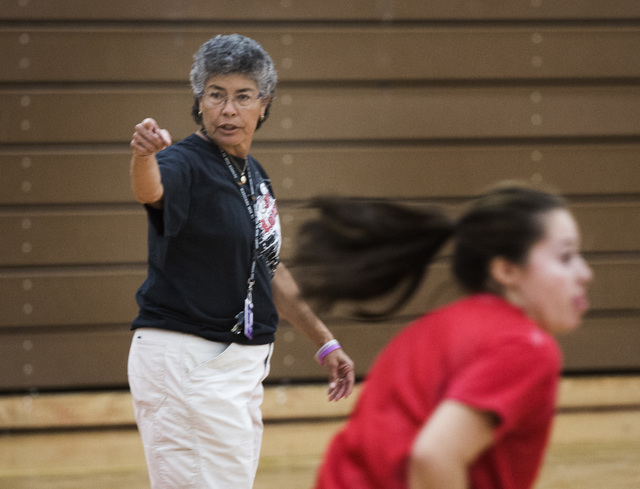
[315, 339, 342, 365]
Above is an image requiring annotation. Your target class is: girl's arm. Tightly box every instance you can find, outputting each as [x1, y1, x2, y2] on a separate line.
[409, 400, 496, 489]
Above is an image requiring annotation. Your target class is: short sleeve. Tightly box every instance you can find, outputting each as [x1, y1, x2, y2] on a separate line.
[148, 150, 191, 237]
[446, 332, 561, 440]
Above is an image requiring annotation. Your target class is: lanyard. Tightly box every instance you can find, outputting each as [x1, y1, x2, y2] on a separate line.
[220, 149, 259, 339]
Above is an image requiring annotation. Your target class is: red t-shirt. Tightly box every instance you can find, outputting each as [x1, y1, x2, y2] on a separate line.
[314, 294, 561, 489]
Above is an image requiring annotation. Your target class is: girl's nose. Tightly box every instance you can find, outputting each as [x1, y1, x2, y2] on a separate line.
[580, 257, 594, 284]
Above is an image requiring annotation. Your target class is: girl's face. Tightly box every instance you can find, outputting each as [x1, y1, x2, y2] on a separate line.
[500, 208, 593, 335]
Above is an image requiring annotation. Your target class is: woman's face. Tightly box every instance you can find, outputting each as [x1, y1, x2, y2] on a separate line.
[198, 73, 269, 158]
[498, 208, 593, 335]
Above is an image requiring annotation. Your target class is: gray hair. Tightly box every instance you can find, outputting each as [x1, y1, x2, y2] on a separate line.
[190, 34, 277, 128]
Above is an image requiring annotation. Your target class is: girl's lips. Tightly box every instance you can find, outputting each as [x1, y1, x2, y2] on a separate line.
[573, 295, 589, 314]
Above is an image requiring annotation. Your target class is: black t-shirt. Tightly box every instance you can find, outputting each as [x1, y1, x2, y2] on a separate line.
[132, 134, 281, 345]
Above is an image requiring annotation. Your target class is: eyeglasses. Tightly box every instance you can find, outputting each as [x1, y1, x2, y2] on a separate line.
[205, 90, 263, 108]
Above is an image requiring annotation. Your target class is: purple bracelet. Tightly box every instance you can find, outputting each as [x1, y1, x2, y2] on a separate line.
[315, 339, 342, 365]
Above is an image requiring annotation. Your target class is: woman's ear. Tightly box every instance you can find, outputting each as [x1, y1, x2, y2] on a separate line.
[260, 96, 272, 117]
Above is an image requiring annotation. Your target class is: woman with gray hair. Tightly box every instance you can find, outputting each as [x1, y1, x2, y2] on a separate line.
[128, 34, 354, 489]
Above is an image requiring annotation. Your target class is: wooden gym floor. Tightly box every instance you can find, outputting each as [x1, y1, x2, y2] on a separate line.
[1, 377, 639, 489]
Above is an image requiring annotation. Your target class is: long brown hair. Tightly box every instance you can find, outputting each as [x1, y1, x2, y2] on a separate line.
[291, 182, 566, 318]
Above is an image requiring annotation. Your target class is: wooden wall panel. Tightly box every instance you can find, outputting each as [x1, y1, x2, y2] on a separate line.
[0, 150, 134, 205]
[0, 89, 190, 145]
[2, 86, 639, 144]
[0, 202, 637, 268]
[2, 144, 639, 205]
[1, 3, 639, 391]
[0, 268, 144, 328]
[2, 1, 639, 21]
[323, 261, 640, 320]
[558, 316, 640, 372]
[0, 327, 132, 391]
[0, 260, 637, 331]
[0, 312, 637, 391]
[2, 27, 639, 83]
[274, 314, 640, 380]
[257, 144, 640, 200]
[0, 210, 146, 266]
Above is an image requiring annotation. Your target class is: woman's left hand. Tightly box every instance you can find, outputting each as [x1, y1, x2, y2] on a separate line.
[272, 263, 355, 402]
[323, 348, 355, 401]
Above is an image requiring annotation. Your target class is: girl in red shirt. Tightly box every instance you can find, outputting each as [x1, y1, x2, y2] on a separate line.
[293, 183, 593, 489]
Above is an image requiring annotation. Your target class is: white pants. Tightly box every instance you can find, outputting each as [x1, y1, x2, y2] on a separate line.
[128, 328, 273, 489]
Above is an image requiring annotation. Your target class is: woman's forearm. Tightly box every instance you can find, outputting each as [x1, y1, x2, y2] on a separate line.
[130, 153, 164, 205]
[130, 118, 170, 205]
[272, 263, 334, 347]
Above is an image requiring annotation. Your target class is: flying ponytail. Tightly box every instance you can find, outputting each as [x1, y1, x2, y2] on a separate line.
[291, 197, 455, 318]
[291, 182, 567, 320]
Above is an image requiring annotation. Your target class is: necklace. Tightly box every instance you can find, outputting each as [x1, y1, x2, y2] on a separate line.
[227, 153, 248, 185]
[200, 129, 248, 185]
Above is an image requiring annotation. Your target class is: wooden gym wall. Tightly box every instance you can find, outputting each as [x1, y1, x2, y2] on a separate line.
[1, 1, 639, 392]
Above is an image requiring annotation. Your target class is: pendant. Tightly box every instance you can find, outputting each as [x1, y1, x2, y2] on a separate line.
[239, 174, 247, 185]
